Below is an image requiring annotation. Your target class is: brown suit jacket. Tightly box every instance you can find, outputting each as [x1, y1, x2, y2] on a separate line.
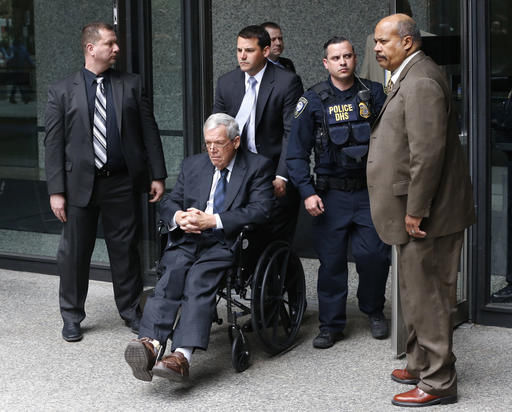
[367, 51, 475, 245]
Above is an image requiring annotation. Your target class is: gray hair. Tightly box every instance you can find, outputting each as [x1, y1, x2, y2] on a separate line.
[397, 18, 422, 46]
[203, 113, 240, 140]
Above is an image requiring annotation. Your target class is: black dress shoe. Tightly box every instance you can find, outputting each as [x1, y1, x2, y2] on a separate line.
[491, 283, 512, 302]
[62, 322, 82, 342]
[312, 329, 344, 349]
[369, 312, 389, 339]
[124, 316, 140, 335]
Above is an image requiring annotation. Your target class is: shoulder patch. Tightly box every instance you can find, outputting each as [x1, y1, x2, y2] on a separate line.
[294, 96, 308, 118]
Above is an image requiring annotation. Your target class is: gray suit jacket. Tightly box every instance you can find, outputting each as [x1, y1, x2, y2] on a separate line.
[367, 51, 475, 245]
[212, 63, 303, 179]
[160, 150, 275, 247]
[44, 70, 167, 207]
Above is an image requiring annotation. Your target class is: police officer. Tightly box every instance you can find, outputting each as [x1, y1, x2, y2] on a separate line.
[287, 36, 390, 349]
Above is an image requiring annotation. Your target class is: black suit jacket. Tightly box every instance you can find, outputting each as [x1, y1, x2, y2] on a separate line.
[212, 63, 303, 179]
[44, 69, 167, 207]
[160, 150, 275, 247]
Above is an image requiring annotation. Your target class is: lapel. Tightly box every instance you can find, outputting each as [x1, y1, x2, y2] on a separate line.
[223, 150, 247, 211]
[110, 70, 123, 134]
[72, 71, 91, 138]
[375, 51, 426, 124]
[199, 155, 215, 209]
[255, 63, 275, 128]
[234, 69, 246, 111]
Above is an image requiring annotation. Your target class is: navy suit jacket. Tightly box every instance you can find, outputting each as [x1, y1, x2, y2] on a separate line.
[277, 56, 296, 73]
[44, 69, 167, 207]
[160, 150, 275, 247]
[212, 63, 303, 179]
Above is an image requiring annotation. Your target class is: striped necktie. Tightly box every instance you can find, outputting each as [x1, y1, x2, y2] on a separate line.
[384, 78, 394, 95]
[93, 77, 107, 169]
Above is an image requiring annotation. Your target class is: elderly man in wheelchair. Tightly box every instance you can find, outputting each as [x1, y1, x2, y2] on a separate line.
[124, 113, 306, 383]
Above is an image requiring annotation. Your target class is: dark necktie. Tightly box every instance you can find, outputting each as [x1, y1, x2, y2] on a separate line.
[213, 169, 228, 214]
[93, 77, 107, 169]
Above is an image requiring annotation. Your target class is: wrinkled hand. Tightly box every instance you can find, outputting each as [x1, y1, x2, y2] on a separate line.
[273, 178, 287, 198]
[405, 214, 426, 238]
[304, 194, 324, 216]
[50, 193, 67, 223]
[176, 208, 216, 233]
[149, 180, 165, 203]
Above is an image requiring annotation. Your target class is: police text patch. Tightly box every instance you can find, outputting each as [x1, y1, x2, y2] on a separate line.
[294, 97, 308, 118]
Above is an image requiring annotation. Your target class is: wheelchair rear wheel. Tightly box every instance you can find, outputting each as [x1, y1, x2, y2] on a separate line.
[251, 241, 306, 355]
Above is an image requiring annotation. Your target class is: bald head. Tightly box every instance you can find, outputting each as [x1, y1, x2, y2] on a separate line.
[373, 13, 421, 72]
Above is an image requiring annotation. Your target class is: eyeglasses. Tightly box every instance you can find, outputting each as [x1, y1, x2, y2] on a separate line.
[203, 140, 233, 151]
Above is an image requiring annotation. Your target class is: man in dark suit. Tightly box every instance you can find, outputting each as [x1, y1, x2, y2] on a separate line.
[44, 22, 167, 342]
[368, 14, 475, 407]
[213, 25, 303, 242]
[124, 113, 274, 382]
[261, 21, 297, 73]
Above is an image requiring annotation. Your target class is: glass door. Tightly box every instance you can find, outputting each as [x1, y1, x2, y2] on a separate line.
[480, 0, 512, 325]
[391, 0, 470, 356]
[0, 0, 114, 266]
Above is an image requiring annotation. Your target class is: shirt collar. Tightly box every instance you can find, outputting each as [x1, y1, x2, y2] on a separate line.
[328, 76, 358, 97]
[216, 152, 237, 174]
[82, 67, 110, 87]
[244, 63, 267, 85]
[391, 50, 421, 84]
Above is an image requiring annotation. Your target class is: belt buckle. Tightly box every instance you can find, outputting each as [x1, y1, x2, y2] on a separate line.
[96, 168, 111, 177]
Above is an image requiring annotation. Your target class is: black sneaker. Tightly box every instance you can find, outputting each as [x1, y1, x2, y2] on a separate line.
[491, 283, 512, 302]
[369, 312, 389, 339]
[312, 329, 344, 349]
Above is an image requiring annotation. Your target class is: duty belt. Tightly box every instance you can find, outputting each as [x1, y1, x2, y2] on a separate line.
[315, 175, 367, 192]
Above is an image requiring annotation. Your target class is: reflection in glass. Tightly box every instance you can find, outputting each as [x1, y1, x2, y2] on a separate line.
[0, 1, 112, 262]
[152, 0, 183, 188]
[489, 0, 512, 304]
[398, 1, 468, 309]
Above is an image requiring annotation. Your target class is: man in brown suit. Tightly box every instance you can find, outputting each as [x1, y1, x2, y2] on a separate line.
[367, 14, 475, 407]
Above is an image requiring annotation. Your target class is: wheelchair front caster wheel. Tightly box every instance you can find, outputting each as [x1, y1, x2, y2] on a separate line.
[231, 328, 251, 372]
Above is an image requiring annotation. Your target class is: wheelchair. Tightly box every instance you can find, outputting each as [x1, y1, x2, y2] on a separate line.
[156, 223, 307, 373]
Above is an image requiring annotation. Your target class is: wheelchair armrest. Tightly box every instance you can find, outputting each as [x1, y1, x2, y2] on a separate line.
[242, 224, 255, 233]
[157, 219, 170, 235]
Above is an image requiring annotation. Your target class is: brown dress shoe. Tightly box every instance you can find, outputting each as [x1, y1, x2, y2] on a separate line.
[124, 338, 158, 382]
[392, 387, 457, 407]
[152, 351, 190, 381]
[391, 368, 420, 385]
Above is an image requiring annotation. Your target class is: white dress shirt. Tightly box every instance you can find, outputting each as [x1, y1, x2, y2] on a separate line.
[172, 154, 236, 231]
[390, 50, 421, 85]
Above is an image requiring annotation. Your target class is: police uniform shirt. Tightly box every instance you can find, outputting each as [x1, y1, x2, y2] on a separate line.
[287, 77, 386, 200]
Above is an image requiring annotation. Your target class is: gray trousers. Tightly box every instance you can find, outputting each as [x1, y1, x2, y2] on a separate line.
[139, 232, 234, 350]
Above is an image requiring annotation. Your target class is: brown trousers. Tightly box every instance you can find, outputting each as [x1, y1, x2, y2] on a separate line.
[397, 230, 464, 397]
